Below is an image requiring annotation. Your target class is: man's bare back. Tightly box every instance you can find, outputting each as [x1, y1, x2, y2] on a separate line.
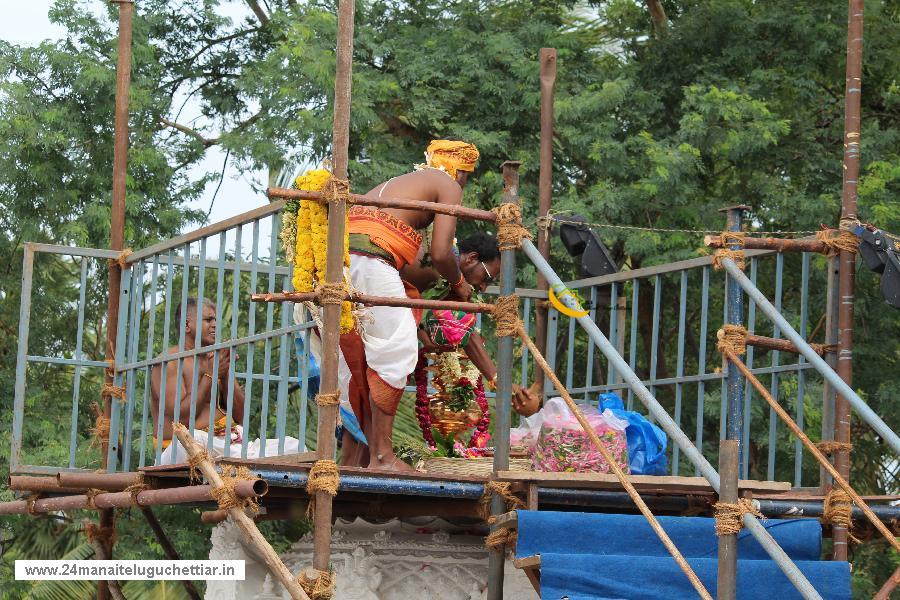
[366, 168, 474, 300]
[366, 168, 465, 229]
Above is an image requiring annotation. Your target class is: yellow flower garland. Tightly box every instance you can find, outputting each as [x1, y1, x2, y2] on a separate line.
[291, 169, 354, 333]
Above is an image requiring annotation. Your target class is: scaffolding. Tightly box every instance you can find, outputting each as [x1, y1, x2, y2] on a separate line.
[5, 0, 900, 599]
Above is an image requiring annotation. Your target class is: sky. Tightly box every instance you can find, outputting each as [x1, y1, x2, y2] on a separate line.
[2, 1, 273, 259]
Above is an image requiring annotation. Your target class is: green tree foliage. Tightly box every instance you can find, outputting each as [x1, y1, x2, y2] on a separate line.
[1, 1, 898, 597]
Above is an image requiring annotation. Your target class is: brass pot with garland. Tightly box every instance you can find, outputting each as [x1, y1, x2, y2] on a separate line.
[425, 351, 483, 440]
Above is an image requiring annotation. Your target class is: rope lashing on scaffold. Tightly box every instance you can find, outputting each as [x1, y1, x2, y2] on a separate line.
[822, 488, 858, 542]
[322, 176, 351, 205]
[123, 473, 149, 504]
[107, 248, 133, 270]
[306, 460, 340, 518]
[101, 383, 127, 403]
[711, 231, 746, 270]
[298, 569, 336, 600]
[314, 391, 341, 407]
[479, 481, 525, 553]
[716, 325, 748, 357]
[535, 209, 565, 244]
[492, 203, 533, 250]
[713, 499, 763, 536]
[815, 228, 860, 256]
[105, 359, 116, 378]
[492, 295, 520, 337]
[25, 494, 39, 516]
[188, 449, 213, 482]
[84, 521, 118, 546]
[478, 480, 525, 522]
[211, 465, 259, 512]
[815, 441, 853, 456]
[89, 402, 111, 450]
[84, 488, 104, 510]
[316, 281, 348, 306]
[485, 527, 518, 552]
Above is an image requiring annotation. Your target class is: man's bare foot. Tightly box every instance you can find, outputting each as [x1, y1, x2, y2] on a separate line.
[368, 452, 416, 473]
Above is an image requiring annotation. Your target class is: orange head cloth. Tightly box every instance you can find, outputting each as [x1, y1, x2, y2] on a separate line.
[425, 140, 480, 180]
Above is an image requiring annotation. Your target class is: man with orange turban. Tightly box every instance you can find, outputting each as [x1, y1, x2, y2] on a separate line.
[300, 140, 480, 472]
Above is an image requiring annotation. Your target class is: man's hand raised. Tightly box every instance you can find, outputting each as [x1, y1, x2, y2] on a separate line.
[512, 383, 541, 417]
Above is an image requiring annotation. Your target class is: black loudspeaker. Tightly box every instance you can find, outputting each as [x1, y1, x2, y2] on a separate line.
[556, 214, 619, 278]
[857, 226, 900, 309]
[559, 215, 590, 255]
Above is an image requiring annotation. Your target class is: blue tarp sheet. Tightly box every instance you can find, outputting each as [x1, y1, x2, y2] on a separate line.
[516, 511, 851, 600]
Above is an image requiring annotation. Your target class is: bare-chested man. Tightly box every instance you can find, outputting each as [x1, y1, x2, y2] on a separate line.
[332, 140, 480, 472]
[150, 297, 245, 463]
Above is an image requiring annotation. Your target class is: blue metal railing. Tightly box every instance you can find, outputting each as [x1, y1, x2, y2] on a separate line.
[10, 204, 835, 486]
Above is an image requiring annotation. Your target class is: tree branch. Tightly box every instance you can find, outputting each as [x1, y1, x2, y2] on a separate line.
[646, 0, 668, 32]
[160, 118, 219, 147]
[245, 0, 270, 25]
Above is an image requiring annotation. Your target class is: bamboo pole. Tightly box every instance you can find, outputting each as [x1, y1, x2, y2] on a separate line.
[252, 291, 496, 313]
[723, 350, 900, 554]
[874, 566, 900, 600]
[172, 424, 310, 600]
[517, 322, 714, 600]
[311, 0, 355, 584]
[268, 187, 496, 222]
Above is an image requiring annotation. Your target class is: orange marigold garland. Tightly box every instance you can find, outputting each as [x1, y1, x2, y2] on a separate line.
[291, 169, 354, 333]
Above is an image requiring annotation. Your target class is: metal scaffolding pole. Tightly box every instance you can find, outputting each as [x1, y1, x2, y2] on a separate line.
[521, 240, 822, 600]
[100, 3, 134, 598]
[486, 162, 521, 600]
[717, 205, 748, 600]
[534, 48, 556, 396]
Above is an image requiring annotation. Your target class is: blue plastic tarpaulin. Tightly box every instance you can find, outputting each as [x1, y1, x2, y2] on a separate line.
[515, 511, 850, 600]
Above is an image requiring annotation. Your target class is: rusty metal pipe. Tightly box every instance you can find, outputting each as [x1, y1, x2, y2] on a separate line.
[704, 235, 828, 254]
[834, 0, 864, 562]
[57, 472, 142, 491]
[534, 48, 557, 396]
[141, 507, 203, 600]
[201, 504, 300, 525]
[252, 291, 495, 313]
[100, 4, 134, 597]
[268, 187, 496, 222]
[9, 476, 86, 494]
[0, 481, 266, 515]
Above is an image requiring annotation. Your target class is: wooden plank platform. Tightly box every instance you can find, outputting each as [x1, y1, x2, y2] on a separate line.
[497, 471, 791, 494]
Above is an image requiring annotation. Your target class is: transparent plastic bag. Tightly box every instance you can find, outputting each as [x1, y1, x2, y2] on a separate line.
[530, 398, 629, 473]
[510, 412, 544, 450]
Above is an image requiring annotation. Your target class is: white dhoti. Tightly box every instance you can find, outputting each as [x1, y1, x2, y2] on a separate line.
[155, 426, 301, 465]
